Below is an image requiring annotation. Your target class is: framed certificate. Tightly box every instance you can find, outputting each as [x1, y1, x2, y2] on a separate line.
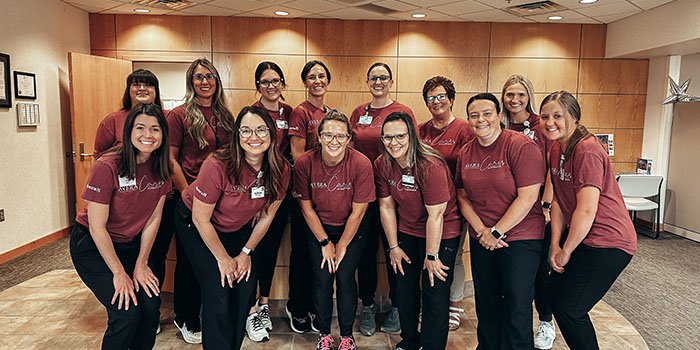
[0, 53, 10, 107]
[14, 71, 37, 99]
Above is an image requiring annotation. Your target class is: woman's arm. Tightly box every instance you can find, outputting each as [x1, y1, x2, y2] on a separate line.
[334, 202, 369, 270]
[493, 183, 541, 234]
[290, 136, 306, 162]
[552, 186, 599, 271]
[132, 195, 166, 297]
[542, 170, 554, 223]
[233, 199, 283, 282]
[298, 199, 334, 273]
[457, 189, 509, 250]
[424, 202, 449, 287]
[85, 201, 136, 310]
[378, 196, 411, 275]
[169, 146, 189, 192]
[191, 197, 238, 288]
[548, 198, 565, 272]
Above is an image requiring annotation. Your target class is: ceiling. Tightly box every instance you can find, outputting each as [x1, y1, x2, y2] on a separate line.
[61, 0, 676, 24]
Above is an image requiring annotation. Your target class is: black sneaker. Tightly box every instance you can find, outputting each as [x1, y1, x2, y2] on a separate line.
[309, 312, 320, 333]
[285, 304, 310, 333]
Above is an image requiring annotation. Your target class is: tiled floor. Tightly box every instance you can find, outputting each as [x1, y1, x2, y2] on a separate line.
[0, 269, 648, 349]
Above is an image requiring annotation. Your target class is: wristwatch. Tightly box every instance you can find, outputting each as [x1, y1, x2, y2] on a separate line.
[541, 201, 552, 209]
[490, 227, 506, 241]
[426, 253, 439, 261]
[241, 246, 252, 256]
[319, 238, 330, 247]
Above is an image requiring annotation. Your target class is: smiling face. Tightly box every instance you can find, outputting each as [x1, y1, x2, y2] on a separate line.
[367, 65, 393, 99]
[540, 100, 577, 144]
[238, 112, 271, 158]
[319, 120, 349, 162]
[425, 85, 453, 118]
[304, 64, 329, 98]
[382, 120, 410, 165]
[129, 82, 156, 106]
[503, 83, 530, 117]
[192, 65, 217, 102]
[131, 114, 163, 162]
[467, 99, 502, 145]
[258, 68, 284, 103]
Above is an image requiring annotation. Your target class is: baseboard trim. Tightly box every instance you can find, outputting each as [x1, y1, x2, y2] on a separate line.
[0, 226, 72, 264]
[664, 224, 700, 243]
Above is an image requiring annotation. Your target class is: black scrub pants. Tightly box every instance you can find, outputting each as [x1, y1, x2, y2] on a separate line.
[470, 237, 542, 350]
[175, 200, 256, 350]
[534, 223, 554, 322]
[149, 193, 177, 288]
[173, 198, 202, 331]
[549, 244, 632, 350]
[70, 224, 160, 350]
[307, 221, 368, 337]
[357, 201, 398, 307]
[287, 198, 315, 318]
[394, 232, 460, 350]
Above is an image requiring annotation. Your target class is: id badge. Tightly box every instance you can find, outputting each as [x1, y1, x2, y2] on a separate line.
[250, 186, 265, 199]
[118, 176, 137, 188]
[358, 115, 373, 125]
[276, 119, 289, 129]
[401, 174, 415, 187]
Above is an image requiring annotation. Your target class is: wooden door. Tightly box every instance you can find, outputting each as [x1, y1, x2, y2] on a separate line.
[68, 53, 132, 213]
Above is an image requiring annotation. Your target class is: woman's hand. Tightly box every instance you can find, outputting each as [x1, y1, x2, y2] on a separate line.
[389, 247, 411, 275]
[334, 243, 347, 271]
[549, 245, 565, 273]
[232, 253, 252, 283]
[550, 247, 570, 273]
[132, 263, 159, 298]
[543, 208, 551, 224]
[423, 257, 449, 287]
[111, 271, 137, 310]
[320, 242, 336, 274]
[217, 255, 238, 288]
[478, 230, 509, 251]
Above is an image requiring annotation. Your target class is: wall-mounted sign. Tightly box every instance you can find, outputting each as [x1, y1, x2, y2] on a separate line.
[14, 71, 36, 99]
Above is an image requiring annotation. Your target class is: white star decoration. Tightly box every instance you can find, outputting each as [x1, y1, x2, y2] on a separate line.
[662, 76, 700, 104]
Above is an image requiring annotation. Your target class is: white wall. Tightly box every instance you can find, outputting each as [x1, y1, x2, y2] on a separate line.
[0, 0, 90, 254]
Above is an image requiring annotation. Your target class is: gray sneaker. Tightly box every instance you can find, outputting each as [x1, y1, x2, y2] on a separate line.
[380, 307, 401, 334]
[359, 304, 378, 336]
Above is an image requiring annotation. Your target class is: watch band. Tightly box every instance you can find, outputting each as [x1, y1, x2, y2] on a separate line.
[490, 227, 505, 240]
[241, 246, 252, 255]
[426, 253, 439, 261]
[541, 201, 552, 209]
[319, 238, 330, 247]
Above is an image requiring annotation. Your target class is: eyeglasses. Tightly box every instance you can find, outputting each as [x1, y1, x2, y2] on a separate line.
[193, 73, 217, 82]
[130, 82, 154, 89]
[239, 126, 269, 139]
[319, 132, 349, 143]
[426, 94, 448, 103]
[369, 75, 390, 83]
[258, 78, 283, 88]
[381, 133, 408, 144]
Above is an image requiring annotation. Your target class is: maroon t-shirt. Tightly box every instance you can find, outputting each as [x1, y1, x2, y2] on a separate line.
[182, 156, 290, 233]
[76, 153, 171, 243]
[288, 101, 329, 151]
[550, 136, 637, 255]
[293, 148, 376, 226]
[350, 101, 416, 162]
[418, 117, 473, 177]
[374, 155, 461, 239]
[168, 105, 231, 183]
[94, 110, 128, 157]
[508, 113, 552, 165]
[455, 129, 545, 241]
[252, 100, 293, 158]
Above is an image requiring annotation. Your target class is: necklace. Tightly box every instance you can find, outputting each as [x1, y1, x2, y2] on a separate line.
[321, 155, 344, 178]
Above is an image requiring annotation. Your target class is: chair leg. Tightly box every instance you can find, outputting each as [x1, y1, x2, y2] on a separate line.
[654, 209, 660, 239]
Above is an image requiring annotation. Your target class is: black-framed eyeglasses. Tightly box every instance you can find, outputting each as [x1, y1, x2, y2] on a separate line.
[240, 126, 269, 139]
[193, 73, 217, 82]
[319, 132, 350, 143]
[369, 75, 390, 83]
[257, 78, 283, 88]
[426, 94, 448, 103]
[381, 133, 408, 144]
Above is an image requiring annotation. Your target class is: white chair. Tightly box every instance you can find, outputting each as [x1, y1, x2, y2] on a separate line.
[617, 174, 664, 238]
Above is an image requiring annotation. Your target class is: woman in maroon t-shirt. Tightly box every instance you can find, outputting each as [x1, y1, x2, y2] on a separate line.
[455, 93, 545, 349]
[175, 106, 290, 349]
[168, 58, 235, 344]
[293, 110, 375, 350]
[70, 103, 171, 350]
[349, 62, 415, 335]
[375, 112, 461, 350]
[417, 76, 473, 331]
[540, 91, 636, 350]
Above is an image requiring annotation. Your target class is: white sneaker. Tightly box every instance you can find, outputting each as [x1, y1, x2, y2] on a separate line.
[246, 313, 270, 342]
[257, 301, 273, 331]
[156, 323, 161, 335]
[173, 320, 202, 344]
[534, 320, 556, 349]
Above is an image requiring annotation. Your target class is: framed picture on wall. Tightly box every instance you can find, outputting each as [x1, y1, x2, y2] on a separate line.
[14, 71, 36, 99]
[0, 53, 10, 108]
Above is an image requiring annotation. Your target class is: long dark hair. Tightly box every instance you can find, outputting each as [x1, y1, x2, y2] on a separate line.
[117, 103, 170, 181]
[121, 69, 162, 110]
[380, 112, 446, 184]
[255, 61, 287, 101]
[539, 91, 596, 161]
[213, 106, 287, 210]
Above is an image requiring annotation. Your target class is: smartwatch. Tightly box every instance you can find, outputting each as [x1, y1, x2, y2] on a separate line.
[541, 201, 552, 209]
[319, 238, 330, 247]
[426, 253, 439, 261]
[241, 246, 252, 256]
[490, 227, 505, 241]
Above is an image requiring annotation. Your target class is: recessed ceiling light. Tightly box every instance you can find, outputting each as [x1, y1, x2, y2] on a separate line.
[579, 0, 598, 4]
[412, 13, 426, 18]
[548, 15, 563, 20]
[274, 11, 289, 16]
[134, 8, 150, 13]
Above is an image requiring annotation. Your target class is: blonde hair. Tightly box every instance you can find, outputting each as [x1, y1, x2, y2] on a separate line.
[501, 75, 536, 127]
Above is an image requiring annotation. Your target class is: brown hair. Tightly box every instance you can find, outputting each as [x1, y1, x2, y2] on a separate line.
[422, 76, 456, 109]
[315, 109, 352, 150]
[117, 103, 171, 181]
[539, 90, 597, 161]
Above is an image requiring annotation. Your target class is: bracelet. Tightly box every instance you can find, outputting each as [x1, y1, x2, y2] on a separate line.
[541, 201, 552, 209]
[386, 243, 400, 252]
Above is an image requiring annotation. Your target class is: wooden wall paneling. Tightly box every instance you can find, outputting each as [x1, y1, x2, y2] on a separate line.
[396, 58, 488, 93]
[89, 14, 116, 50]
[213, 53, 307, 90]
[488, 58, 579, 93]
[324, 91, 371, 116]
[396, 92, 475, 124]
[490, 23, 581, 58]
[212, 17, 306, 54]
[581, 24, 607, 58]
[398, 21, 490, 57]
[578, 94, 646, 129]
[91, 50, 117, 59]
[306, 19, 399, 56]
[115, 15, 211, 52]
[620, 60, 649, 94]
[269, 266, 289, 299]
[116, 50, 210, 62]
[612, 162, 637, 173]
[225, 90, 307, 114]
[611, 128, 644, 163]
[307, 56, 399, 92]
[578, 59, 649, 94]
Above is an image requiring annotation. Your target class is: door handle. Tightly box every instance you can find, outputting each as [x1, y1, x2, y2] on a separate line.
[78, 142, 94, 161]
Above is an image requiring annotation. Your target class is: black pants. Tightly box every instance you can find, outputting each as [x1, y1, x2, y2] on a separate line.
[173, 199, 203, 330]
[357, 201, 398, 307]
[287, 198, 314, 317]
[175, 200, 256, 350]
[471, 237, 542, 350]
[249, 192, 292, 308]
[549, 244, 632, 350]
[70, 224, 160, 350]
[149, 193, 177, 288]
[534, 223, 553, 322]
[307, 222, 368, 337]
[395, 233, 459, 350]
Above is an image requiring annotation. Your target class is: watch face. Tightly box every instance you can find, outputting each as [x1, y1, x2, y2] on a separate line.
[427, 254, 437, 261]
[490, 229, 503, 240]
